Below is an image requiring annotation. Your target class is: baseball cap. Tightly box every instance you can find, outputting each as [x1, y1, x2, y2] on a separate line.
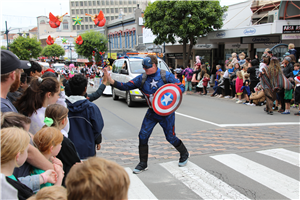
[142, 57, 153, 69]
[1, 50, 31, 74]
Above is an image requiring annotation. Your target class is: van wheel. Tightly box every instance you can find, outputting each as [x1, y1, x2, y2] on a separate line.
[112, 88, 119, 100]
[126, 92, 134, 107]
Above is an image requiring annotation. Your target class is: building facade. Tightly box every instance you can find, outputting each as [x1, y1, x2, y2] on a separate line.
[69, 0, 147, 32]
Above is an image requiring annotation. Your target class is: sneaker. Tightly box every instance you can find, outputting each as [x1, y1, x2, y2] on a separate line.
[250, 103, 256, 106]
[294, 112, 300, 116]
[281, 111, 290, 114]
[232, 97, 237, 100]
[268, 111, 273, 115]
[236, 100, 243, 104]
[244, 103, 251, 105]
[178, 152, 189, 167]
[133, 162, 148, 174]
[210, 94, 214, 97]
[224, 96, 230, 98]
[273, 107, 278, 111]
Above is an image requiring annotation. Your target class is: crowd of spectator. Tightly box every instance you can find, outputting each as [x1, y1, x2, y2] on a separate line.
[1, 50, 129, 200]
[174, 43, 299, 115]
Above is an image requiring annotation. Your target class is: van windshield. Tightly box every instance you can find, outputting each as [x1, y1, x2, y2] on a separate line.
[129, 60, 169, 74]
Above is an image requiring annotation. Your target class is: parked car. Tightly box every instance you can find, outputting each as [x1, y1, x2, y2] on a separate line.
[110, 57, 170, 107]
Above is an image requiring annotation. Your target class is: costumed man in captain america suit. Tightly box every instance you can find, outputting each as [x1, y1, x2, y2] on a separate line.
[104, 55, 189, 174]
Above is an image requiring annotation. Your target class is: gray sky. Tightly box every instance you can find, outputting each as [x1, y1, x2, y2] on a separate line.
[1, 0, 237, 31]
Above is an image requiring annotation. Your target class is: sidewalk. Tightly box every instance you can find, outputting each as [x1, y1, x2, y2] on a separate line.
[97, 125, 300, 166]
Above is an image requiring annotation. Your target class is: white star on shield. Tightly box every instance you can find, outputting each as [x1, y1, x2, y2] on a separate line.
[161, 93, 173, 106]
[150, 79, 158, 88]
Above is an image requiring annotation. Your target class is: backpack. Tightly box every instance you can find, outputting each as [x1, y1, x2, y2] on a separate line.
[185, 68, 193, 82]
[139, 69, 167, 90]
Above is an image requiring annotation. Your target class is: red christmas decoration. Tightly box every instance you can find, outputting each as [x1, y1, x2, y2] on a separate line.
[85, 10, 106, 27]
[70, 35, 83, 45]
[49, 12, 68, 28]
[46, 35, 56, 45]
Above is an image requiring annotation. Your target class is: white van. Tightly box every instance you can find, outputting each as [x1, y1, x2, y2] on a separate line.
[111, 57, 170, 107]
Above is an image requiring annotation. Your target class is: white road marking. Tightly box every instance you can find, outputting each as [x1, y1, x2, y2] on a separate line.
[175, 112, 300, 127]
[125, 167, 158, 200]
[175, 112, 221, 127]
[211, 154, 300, 200]
[257, 148, 300, 167]
[160, 161, 250, 200]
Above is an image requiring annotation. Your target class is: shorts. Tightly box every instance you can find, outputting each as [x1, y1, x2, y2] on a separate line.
[284, 89, 293, 100]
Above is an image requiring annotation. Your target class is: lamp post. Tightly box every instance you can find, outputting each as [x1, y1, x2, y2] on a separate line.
[4, 21, 21, 50]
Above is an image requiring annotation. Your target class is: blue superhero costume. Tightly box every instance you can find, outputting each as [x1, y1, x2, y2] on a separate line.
[113, 59, 189, 174]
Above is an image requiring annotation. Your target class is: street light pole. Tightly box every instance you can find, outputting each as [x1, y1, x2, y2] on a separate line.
[5, 21, 9, 50]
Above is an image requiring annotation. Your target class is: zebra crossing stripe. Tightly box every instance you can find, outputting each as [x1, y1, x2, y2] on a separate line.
[256, 148, 300, 167]
[160, 161, 250, 200]
[211, 154, 300, 200]
[124, 167, 158, 200]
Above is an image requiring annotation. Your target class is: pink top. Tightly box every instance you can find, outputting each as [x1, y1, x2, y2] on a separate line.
[235, 77, 243, 93]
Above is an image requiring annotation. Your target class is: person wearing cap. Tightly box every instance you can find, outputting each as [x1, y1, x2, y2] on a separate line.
[103, 55, 189, 174]
[1, 50, 31, 113]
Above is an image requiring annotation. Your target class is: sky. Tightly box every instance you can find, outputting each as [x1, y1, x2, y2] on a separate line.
[1, 0, 237, 31]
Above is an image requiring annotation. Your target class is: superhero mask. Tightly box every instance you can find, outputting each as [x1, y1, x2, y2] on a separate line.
[142, 57, 153, 69]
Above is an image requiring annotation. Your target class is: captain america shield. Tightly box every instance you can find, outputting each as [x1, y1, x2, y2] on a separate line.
[152, 84, 182, 116]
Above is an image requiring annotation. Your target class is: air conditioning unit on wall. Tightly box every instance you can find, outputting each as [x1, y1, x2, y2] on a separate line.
[268, 10, 279, 23]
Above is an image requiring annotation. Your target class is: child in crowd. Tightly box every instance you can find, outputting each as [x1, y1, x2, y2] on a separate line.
[238, 52, 246, 66]
[32, 127, 64, 188]
[65, 157, 130, 200]
[1, 112, 59, 193]
[294, 76, 300, 115]
[241, 80, 251, 104]
[224, 64, 232, 98]
[202, 73, 210, 95]
[211, 65, 222, 97]
[15, 77, 61, 135]
[183, 64, 194, 95]
[282, 88, 293, 114]
[44, 104, 81, 185]
[230, 53, 238, 66]
[1, 127, 34, 200]
[216, 71, 225, 97]
[66, 74, 104, 159]
[27, 185, 67, 200]
[249, 84, 265, 106]
[235, 71, 244, 104]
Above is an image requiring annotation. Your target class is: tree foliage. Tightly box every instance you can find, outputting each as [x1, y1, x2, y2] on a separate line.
[1, 46, 7, 50]
[10, 36, 42, 60]
[41, 44, 65, 58]
[74, 30, 108, 62]
[144, 0, 227, 66]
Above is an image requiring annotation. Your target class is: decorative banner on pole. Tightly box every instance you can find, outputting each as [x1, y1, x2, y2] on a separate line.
[85, 10, 106, 27]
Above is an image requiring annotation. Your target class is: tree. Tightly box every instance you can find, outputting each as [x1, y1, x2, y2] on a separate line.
[74, 30, 108, 62]
[1, 46, 6, 50]
[41, 44, 65, 58]
[144, 1, 227, 66]
[10, 36, 42, 60]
